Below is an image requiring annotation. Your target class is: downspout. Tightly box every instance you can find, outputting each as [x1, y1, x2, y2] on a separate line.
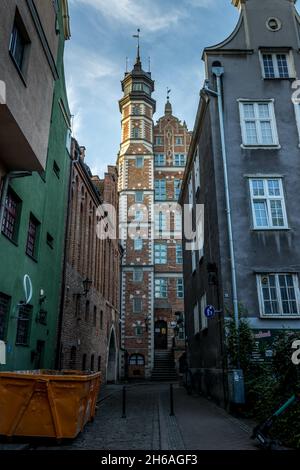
[212, 66, 239, 337]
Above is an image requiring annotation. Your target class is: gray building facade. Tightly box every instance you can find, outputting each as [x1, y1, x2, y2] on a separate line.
[180, 0, 300, 405]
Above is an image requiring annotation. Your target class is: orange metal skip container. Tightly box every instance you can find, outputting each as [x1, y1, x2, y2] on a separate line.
[0, 370, 101, 439]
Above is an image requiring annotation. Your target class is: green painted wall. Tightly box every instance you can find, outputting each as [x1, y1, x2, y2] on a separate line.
[0, 1, 71, 371]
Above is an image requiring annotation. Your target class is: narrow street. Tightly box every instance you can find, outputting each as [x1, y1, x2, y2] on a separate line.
[4, 383, 256, 451]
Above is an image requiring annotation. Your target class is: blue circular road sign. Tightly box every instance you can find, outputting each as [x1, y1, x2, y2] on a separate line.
[204, 305, 215, 319]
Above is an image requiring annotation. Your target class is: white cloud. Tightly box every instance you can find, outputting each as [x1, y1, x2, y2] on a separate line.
[70, 0, 186, 32]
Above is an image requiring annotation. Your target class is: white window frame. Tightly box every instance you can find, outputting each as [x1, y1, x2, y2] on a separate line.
[176, 244, 183, 264]
[155, 211, 167, 232]
[174, 179, 181, 200]
[174, 154, 186, 167]
[175, 137, 183, 145]
[200, 293, 208, 330]
[155, 278, 168, 298]
[249, 178, 288, 230]
[259, 51, 295, 79]
[155, 179, 167, 201]
[155, 136, 163, 146]
[154, 154, 165, 166]
[257, 274, 300, 318]
[177, 278, 184, 298]
[132, 127, 140, 139]
[155, 243, 167, 265]
[239, 100, 279, 148]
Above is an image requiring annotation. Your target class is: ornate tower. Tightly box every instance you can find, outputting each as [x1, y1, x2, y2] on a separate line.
[118, 42, 156, 379]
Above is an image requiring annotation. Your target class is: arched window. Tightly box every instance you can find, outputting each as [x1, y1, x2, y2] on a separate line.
[129, 354, 145, 365]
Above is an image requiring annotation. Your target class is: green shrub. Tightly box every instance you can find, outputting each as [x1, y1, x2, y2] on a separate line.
[226, 316, 300, 448]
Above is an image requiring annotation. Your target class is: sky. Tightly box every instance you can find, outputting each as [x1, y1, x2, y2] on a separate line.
[65, 0, 242, 177]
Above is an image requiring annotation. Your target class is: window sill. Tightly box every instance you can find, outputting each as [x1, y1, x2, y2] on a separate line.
[263, 77, 295, 81]
[260, 315, 300, 320]
[26, 253, 38, 263]
[1, 232, 18, 246]
[9, 52, 27, 87]
[251, 227, 290, 232]
[241, 144, 281, 150]
[15, 343, 29, 347]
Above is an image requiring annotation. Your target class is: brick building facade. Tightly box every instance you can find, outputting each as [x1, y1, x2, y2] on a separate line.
[58, 139, 121, 382]
[118, 50, 191, 379]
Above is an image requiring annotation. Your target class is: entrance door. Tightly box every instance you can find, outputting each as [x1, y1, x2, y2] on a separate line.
[154, 320, 168, 349]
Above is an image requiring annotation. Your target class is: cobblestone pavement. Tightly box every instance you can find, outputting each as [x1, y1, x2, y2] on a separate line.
[0, 383, 257, 451]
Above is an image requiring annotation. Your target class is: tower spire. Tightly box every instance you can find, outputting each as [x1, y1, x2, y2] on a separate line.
[132, 28, 141, 68]
[165, 88, 172, 115]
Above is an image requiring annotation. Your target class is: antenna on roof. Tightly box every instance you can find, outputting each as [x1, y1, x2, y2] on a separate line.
[148, 57, 151, 73]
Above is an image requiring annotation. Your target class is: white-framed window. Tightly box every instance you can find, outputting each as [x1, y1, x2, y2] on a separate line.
[155, 244, 167, 264]
[200, 293, 208, 330]
[155, 278, 167, 298]
[174, 179, 181, 199]
[177, 278, 184, 298]
[135, 191, 144, 203]
[155, 211, 167, 232]
[194, 151, 200, 192]
[135, 210, 143, 222]
[155, 136, 163, 146]
[174, 211, 182, 232]
[174, 154, 186, 166]
[194, 303, 200, 334]
[294, 102, 300, 143]
[129, 353, 145, 365]
[154, 154, 165, 166]
[132, 127, 140, 139]
[257, 274, 300, 317]
[176, 244, 183, 264]
[133, 269, 143, 283]
[260, 52, 293, 79]
[134, 238, 143, 251]
[175, 137, 183, 145]
[133, 298, 143, 313]
[135, 156, 144, 168]
[249, 178, 288, 229]
[155, 179, 167, 200]
[239, 101, 279, 147]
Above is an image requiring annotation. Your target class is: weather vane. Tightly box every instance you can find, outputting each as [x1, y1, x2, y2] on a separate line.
[167, 88, 171, 101]
[133, 28, 141, 59]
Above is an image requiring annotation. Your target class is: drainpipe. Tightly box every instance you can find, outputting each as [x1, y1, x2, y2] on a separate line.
[203, 66, 239, 356]
[0, 171, 32, 228]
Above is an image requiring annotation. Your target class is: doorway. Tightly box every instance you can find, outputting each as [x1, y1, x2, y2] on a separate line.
[154, 320, 168, 349]
[107, 329, 117, 382]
